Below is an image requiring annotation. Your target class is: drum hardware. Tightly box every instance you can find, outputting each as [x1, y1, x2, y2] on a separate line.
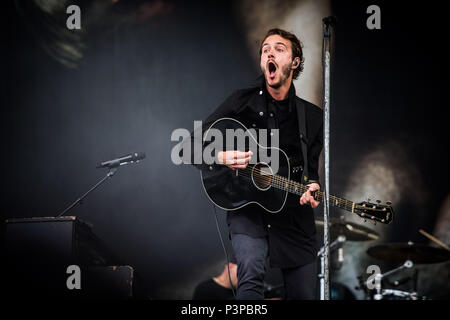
[367, 241, 450, 264]
[315, 218, 380, 242]
[316, 217, 380, 300]
[419, 229, 450, 252]
[363, 241, 450, 300]
[388, 275, 412, 287]
[318, 235, 346, 300]
[365, 260, 414, 300]
[379, 289, 422, 300]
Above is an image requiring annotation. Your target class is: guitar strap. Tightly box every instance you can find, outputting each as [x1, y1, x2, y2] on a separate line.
[295, 99, 309, 183]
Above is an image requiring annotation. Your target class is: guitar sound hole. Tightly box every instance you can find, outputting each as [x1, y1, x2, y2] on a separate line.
[251, 163, 273, 191]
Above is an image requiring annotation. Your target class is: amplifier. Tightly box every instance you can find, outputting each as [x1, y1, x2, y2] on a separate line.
[4, 216, 113, 266]
[3, 216, 134, 299]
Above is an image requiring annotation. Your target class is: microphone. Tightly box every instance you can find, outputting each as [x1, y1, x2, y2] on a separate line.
[97, 152, 146, 169]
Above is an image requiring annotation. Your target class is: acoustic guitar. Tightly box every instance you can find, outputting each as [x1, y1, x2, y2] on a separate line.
[200, 118, 394, 224]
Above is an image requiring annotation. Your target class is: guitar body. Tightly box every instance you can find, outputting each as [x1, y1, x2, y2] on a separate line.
[201, 118, 291, 213]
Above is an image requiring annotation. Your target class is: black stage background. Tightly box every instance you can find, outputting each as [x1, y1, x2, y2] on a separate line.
[1, 0, 449, 300]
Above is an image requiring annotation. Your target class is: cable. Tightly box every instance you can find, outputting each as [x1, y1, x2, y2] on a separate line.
[212, 204, 236, 299]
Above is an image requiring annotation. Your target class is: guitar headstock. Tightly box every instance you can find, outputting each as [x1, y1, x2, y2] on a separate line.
[354, 200, 394, 224]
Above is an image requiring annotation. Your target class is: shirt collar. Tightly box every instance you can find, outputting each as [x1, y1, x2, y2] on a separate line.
[264, 78, 296, 112]
[237, 75, 296, 114]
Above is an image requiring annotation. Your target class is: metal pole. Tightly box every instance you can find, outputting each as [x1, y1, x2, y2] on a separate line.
[321, 16, 335, 300]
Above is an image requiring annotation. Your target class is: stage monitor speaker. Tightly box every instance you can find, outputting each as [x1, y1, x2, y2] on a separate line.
[3, 216, 133, 299]
[4, 216, 113, 266]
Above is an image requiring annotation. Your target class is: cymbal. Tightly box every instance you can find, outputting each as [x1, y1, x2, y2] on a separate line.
[315, 218, 379, 241]
[367, 242, 450, 264]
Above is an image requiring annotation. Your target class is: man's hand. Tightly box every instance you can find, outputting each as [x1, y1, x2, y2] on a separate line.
[217, 150, 253, 170]
[300, 183, 320, 208]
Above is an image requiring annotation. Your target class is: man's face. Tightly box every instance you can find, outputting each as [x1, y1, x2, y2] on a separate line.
[260, 34, 294, 89]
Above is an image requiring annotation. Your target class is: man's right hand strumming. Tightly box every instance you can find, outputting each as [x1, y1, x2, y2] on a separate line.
[217, 151, 253, 170]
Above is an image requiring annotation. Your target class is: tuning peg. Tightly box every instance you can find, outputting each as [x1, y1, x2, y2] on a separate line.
[386, 201, 392, 206]
[376, 200, 381, 204]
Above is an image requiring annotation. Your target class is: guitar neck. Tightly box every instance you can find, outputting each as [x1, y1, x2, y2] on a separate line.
[271, 174, 355, 213]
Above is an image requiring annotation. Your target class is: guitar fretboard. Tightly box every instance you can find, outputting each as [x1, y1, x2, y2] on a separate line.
[240, 166, 355, 213]
[271, 175, 355, 212]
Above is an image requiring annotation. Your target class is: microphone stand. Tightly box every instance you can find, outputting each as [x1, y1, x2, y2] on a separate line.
[56, 167, 117, 218]
[321, 15, 336, 300]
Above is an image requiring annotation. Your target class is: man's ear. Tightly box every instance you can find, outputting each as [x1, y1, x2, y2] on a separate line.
[292, 57, 300, 68]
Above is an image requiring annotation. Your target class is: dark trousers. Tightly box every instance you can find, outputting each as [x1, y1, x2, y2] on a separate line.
[231, 233, 317, 300]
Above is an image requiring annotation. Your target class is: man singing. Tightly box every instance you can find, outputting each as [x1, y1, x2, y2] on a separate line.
[195, 28, 323, 299]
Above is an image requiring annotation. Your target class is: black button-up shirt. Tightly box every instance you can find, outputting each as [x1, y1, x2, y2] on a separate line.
[195, 76, 323, 268]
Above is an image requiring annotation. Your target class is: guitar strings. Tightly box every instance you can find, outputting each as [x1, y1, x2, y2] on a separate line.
[226, 167, 387, 217]
[240, 167, 371, 213]
[236, 168, 339, 205]
[235, 166, 356, 211]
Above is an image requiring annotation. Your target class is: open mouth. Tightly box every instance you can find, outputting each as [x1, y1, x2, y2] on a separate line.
[268, 61, 277, 78]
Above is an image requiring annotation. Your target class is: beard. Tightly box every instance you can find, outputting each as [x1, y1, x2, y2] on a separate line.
[262, 63, 292, 89]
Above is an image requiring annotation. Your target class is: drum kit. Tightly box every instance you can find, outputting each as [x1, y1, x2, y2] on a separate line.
[315, 217, 450, 300]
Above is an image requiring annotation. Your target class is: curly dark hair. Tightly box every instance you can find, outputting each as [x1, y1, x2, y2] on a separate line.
[259, 28, 304, 80]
